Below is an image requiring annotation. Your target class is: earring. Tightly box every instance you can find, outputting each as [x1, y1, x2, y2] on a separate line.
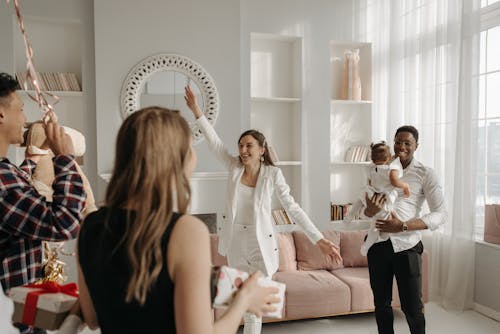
[260, 155, 264, 162]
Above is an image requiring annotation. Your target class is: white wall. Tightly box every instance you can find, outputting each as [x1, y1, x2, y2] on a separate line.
[93, 0, 242, 205]
[475, 243, 500, 316]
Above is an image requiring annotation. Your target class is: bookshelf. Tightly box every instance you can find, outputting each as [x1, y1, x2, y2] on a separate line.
[11, 16, 86, 169]
[330, 41, 373, 217]
[250, 33, 303, 231]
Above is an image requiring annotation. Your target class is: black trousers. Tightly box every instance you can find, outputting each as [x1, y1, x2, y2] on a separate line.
[367, 239, 425, 334]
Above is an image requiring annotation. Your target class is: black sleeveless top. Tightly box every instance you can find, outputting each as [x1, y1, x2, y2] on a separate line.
[78, 207, 181, 334]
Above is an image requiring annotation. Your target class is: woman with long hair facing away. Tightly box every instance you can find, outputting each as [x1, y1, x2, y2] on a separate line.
[185, 86, 342, 334]
[76, 107, 279, 334]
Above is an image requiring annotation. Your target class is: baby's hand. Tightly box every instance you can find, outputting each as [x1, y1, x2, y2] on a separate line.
[403, 183, 410, 197]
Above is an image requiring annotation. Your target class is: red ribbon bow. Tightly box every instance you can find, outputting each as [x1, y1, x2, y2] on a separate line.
[21, 282, 79, 326]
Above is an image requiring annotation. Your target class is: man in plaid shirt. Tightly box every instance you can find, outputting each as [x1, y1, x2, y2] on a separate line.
[0, 73, 86, 333]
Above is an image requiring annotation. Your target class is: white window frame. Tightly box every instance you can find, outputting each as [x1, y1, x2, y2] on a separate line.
[475, 2, 500, 241]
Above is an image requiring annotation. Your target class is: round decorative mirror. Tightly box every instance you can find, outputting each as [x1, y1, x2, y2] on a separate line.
[120, 54, 219, 143]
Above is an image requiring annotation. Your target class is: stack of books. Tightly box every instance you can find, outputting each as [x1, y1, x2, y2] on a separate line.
[272, 208, 294, 225]
[16, 72, 81, 92]
[344, 145, 370, 162]
[330, 203, 354, 221]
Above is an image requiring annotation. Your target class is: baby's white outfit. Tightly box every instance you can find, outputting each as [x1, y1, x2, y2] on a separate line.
[349, 157, 404, 256]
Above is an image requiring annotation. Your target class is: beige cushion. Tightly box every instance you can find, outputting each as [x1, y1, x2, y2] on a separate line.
[210, 235, 227, 267]
[273, 270, 350, 319]
[340, 231, 369, 267]
[332, 267, 401, 311]
[293, 230, 343, 271]
[277, 232, 297, 272]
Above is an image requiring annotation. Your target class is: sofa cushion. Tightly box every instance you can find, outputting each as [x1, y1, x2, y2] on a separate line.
[210, 234, 228, 267]
[340, 231, 369, 267]
[293, 230, 343, 271]
[332, 250, 430, 312]
[273, 270, 350, 319]
[277, 232, 297, 272]
[331, 267, 400, 311]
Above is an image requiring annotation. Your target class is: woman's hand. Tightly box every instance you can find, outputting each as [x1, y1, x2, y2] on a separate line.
[316, 238, 342, 264]
[234, 272, 280, 317]
[184, 85, 203, 119]
[364, 192, 386, 218]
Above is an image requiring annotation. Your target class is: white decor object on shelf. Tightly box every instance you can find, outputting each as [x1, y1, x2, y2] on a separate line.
[120, 54, 219, 144]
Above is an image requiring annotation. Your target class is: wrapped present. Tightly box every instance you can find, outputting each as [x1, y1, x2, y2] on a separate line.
[9, 282, 78, 330]
[211, 266, 285, 318]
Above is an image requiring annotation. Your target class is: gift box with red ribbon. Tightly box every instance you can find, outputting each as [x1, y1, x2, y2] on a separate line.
[9, 282, 78, 330]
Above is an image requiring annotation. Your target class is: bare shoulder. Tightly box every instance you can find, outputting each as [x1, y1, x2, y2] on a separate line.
[168, 214, 210, 279]
[172, 214, 209, 241]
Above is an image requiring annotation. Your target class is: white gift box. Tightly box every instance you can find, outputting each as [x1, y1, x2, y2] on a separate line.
[9, 285, 77, 330]
[212, 266, 285, 318]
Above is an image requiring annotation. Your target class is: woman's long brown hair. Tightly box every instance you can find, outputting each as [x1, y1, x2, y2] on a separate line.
[105, 107, 192, 305]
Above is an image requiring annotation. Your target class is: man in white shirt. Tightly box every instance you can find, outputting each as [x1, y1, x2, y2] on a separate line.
[363, 125, 447, 334]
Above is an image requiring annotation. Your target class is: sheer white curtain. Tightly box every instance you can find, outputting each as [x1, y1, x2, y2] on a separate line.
[353, 0, 480, 310]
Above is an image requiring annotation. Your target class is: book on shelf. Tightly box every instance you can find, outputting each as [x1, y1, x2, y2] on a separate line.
[272, 208, 294, 225]
[330, 202, 357, 221]
[344, 145, 370, 163]
[268, 146, 280, 163]
[15, 71, 81, 92]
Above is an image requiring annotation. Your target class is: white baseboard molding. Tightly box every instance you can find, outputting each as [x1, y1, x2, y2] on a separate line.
[474, 303, 500, 322]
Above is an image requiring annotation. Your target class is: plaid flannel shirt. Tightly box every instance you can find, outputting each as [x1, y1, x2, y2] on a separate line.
[0, 155, 85, 293]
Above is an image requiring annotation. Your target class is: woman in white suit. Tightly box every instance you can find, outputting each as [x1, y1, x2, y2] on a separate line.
[185, 86, 342, 334]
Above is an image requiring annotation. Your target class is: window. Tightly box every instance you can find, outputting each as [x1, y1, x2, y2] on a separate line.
[475, 1, 500, 240]
[482, 0, 500, 7]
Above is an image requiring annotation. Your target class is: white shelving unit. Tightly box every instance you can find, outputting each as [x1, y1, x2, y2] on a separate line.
[11, 17, 86, 169]
[250, 33, 303, 231]
[330, 41, 373, 214]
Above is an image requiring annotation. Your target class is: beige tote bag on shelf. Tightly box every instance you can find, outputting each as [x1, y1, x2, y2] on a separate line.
[484, 204, 500, 244]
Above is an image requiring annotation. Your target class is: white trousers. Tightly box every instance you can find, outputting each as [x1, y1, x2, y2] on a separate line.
[228, 225, 266, 334]
[227, 224, 267, 275]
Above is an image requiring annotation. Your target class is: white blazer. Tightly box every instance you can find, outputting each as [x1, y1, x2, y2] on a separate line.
[197, 116, 323, 275]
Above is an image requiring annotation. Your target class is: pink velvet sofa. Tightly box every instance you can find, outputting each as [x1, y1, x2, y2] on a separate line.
[210, 230, 428, 322]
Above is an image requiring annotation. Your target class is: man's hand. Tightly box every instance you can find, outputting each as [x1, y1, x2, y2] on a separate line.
[364, 192, 386, 218]
[402, 182, 411, 197]
[375, 211, 404, 233]
[316, 238, 342, 264]
[43, 112, 75, 156]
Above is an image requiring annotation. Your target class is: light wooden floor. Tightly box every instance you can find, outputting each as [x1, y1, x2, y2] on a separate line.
[77, 302, 500, 334]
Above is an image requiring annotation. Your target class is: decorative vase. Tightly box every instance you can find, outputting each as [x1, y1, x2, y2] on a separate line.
[340, 49, 362, 100]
